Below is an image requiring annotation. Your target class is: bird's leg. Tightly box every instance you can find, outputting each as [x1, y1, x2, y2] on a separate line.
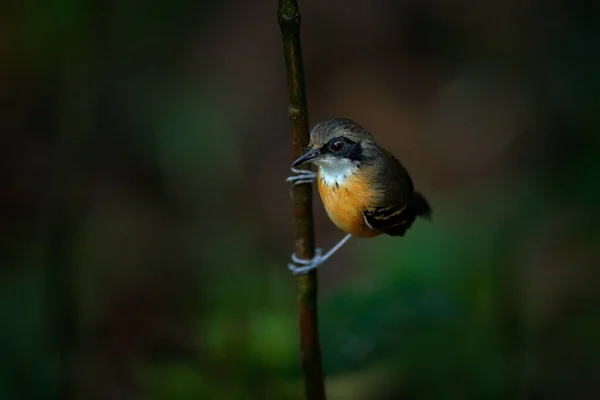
[288, 234, 352, 275]
[286, 167, 318, 185]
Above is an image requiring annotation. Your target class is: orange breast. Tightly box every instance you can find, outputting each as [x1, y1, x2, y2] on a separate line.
[317, 170, 381, 238]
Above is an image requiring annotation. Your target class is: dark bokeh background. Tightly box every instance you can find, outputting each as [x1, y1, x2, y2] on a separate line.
[2, 0, 599, 399]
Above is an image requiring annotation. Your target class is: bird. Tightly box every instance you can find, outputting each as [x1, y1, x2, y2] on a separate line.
[286, 117, 432, 274]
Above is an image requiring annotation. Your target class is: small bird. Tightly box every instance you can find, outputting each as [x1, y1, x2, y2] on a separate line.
[286, 118, 432, 274]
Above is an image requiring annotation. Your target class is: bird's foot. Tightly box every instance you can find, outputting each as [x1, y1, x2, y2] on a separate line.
[286, 233, 353, 275]
[288, 248, 325, 275]
[286, 167, 318, 185]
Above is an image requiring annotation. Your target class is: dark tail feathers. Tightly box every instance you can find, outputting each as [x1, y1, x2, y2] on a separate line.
[410, 191, 432, 220]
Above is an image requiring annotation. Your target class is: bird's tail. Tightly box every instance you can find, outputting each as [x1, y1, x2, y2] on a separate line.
[410, 191, 432, 220]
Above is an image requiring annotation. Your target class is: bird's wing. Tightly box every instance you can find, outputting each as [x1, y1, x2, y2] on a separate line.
[361, 147, 431, 236]
[363, 203, 413, 237]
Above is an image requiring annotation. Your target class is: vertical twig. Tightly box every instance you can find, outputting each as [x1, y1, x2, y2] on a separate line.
[277, 1, 326, 400]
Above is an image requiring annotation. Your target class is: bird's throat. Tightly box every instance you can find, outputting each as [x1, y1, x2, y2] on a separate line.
[317, 160, 359, 187]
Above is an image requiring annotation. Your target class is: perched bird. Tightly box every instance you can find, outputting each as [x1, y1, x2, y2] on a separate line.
[286, 118, 432, 274]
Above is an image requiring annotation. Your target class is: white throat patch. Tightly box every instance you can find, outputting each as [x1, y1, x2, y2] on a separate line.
[315, 158, 359, 187]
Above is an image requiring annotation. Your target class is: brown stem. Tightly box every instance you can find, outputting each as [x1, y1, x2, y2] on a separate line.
[277, 1, 326, 399]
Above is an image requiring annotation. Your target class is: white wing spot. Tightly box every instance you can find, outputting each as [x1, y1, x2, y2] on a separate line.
[363, 213, 374, 229]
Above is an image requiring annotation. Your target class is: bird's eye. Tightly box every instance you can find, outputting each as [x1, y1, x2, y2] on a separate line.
[330, 139, 345, 152]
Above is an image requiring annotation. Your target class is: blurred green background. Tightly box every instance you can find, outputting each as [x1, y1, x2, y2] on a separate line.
[1, 0, 599, 399]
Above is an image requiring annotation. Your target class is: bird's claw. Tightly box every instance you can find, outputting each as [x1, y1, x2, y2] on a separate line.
[288, 249, 324, 275]
[290, 248, 323, 264]
[286, 167, 317, 185]
[285, 234, 352, 275]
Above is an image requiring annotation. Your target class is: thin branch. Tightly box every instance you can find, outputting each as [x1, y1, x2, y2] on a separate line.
[277, 1, 327, 400]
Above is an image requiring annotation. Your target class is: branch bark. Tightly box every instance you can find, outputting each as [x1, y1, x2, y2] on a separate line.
[277, 1, 326, 399]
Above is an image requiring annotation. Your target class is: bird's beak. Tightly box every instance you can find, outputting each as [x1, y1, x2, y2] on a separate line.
[291, 147, 320, 167]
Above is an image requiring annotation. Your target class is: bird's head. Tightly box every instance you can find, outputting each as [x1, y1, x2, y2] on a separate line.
[291, 118, 375, 169]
